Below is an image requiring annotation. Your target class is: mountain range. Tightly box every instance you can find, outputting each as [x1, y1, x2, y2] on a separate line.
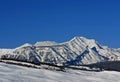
[0, 37, 120, 66]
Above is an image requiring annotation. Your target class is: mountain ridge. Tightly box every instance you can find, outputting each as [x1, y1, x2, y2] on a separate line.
[0, 36, 120, 66]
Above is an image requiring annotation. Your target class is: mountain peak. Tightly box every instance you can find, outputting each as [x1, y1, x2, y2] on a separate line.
[15, 43, 32, 49]
[71, 36, 93, 42]
[34, 41, 58, 46]
[72, 36, 86, 40]
[69, 36, 100, 49]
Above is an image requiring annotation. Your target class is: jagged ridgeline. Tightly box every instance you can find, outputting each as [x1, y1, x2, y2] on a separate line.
[0, 37, 120, 66]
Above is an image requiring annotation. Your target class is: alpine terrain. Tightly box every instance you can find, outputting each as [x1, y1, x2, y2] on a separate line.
[0, 36, 120, 66]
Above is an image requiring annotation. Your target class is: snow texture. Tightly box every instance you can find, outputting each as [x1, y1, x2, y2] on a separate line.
[0, 63, 120, 82]
[0, 36, 120, 65]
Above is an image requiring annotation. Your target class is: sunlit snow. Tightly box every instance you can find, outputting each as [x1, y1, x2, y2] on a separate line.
[0, 63, 120, 82]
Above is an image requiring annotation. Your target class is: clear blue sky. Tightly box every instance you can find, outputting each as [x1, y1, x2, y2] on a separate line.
[0, 0, 120, 48]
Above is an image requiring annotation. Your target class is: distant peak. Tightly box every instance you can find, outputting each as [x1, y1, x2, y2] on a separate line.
[34, 41, 58, 46]
[73, 36, 86, 39]
[15, 43, 32, 49]
[22, 43, 32, 47]
[69, 36, 101, 49]
[71, 36, 88, 41]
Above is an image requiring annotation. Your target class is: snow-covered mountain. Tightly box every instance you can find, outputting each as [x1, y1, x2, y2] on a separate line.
[0, 36, 120, 65]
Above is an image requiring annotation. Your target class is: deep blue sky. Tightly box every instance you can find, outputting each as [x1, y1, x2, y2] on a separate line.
[0, 0, 120, 48]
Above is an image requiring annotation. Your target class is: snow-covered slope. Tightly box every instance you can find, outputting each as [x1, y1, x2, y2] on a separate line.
[0, 36, 120, 65]
[0, 49, 14, 56]
[0, 62, 120, 82]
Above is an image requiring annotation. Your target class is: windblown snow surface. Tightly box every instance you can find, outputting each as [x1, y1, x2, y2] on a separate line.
[0, 63, 120, 82]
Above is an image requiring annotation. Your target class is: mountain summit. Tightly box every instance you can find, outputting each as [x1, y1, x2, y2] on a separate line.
[0, 36, 120, 66]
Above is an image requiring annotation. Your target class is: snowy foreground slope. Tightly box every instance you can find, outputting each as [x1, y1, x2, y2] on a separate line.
[0, 36, 120, 66]
[0, 63, 120, 82]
